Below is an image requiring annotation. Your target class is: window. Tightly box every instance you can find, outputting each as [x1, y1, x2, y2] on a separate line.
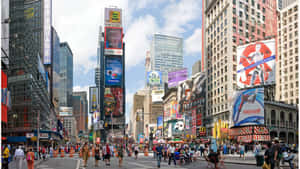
[233, 26, 236, 32]
[233, 0, 236, 5]
[257, 29, 260, 35]
[233, 8, 236, 14]
[257, 4, 260, 10]
[239, 11, 243, 17]
[263, 7, 265, 13]
[233, 17, 236, 24]
[239, 20, 243, 26]
[251, 26, 255, 32]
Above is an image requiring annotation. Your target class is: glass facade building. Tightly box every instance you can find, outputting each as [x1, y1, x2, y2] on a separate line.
[59, 42, 73, 107]
[150, 34, 183, 88]
[52, 27, 60, 110]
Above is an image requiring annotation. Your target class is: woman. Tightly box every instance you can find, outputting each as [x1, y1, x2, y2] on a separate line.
[134, 145, 139, 160]
[103, 143, 111, 166]
[117, 144, 124, 167]
[94, 144, 100, 167]
[26, 147, 35, 169]
[82, 143, 89, 167]
[2, 145, 10, 169]
[239, 143, 245, 160]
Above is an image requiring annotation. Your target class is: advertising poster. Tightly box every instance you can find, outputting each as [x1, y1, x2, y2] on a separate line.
[168, 68, 188, 87]
[147, 71, 162, 86]
[232, 88, 264, 127]
[104, 27, 123, 55]
[105, 8, 122, 26]
[89, 87, 99, 113]
[104, 88, 123, 117]
[164, 103, 170, 122]
[105, 56, 122, 86]
[171, 120, 184, 136]
[152, 89, 164, 102]
[43, 0, 52, 64]
[192, 110, 197, 135]
[157, 116, 163, 129]
[237, 39, 276, 88]
[170, 101, 178, 119]
[93, 111, 100, 123]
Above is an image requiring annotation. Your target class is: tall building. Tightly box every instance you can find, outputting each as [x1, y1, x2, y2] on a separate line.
[276, 1, 298, 105]
[59, 42, 73, 107]
[192, 60, 202, 76]
[202, 0, 278, 133]
[149, 34, 183, 88]
[73, 91, 88, 133]
[4, 0, 56, 140]
[277, 0, 297, 9]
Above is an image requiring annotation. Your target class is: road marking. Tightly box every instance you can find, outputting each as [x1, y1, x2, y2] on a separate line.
[76, 159, 80, 169]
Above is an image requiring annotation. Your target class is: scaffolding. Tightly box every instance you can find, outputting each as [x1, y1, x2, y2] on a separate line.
[3, 0, 56, 137]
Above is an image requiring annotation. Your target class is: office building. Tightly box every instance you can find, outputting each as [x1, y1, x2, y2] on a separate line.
[277, 0, 297, 9]
[192, 60, 202, 76]
[73, 91, 88, 133]
[149, 34, 183, 88]
[59, 42, 73, 107]
[202, 0, 277, 134]
[276, 1, 299, 105]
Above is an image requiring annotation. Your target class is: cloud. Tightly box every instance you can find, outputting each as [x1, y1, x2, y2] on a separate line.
[161, 0, 201, 35]
[124, 15, 158, 68]
[185, 28, 202, 55]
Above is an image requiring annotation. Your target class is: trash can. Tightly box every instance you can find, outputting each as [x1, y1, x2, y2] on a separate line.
[256, 155, 264, 166]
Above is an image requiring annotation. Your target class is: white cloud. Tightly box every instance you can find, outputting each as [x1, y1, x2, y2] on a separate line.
[185, 28, 202, 55]
[124, 15, 158, 68]
[161, 0, 201, 35]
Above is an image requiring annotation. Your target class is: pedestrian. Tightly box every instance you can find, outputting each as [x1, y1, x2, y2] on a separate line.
[153, 145, 157, 159]
[2, 144, 10, 169]
[134, 145, 139, 160]
[94, 144, 100, 167]
[272, 138, 282, 169]
[156, 144, 163, 168]
[264, 142, 273, 169]
[168, 144, 176, 166]
[26, 147, 35, 169]
[117, 144, 123, 167]
[14, 145, 25, 169]
[239, 143, 245, 160]
[49, 146, 53, 158]
[282, 147, 295, 169]
[82, 143, 89, 167]
[103, 143, 111, 166]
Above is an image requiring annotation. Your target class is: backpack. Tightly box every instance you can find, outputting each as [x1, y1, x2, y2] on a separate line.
[26, 153, 32, 161]
[106, 146, 110, 154]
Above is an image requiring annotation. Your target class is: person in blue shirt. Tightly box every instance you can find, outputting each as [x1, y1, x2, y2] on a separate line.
[156, 144, 163, 168]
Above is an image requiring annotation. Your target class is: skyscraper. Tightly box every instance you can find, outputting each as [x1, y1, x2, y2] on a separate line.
[202, 0, 278, 134]
[59, 42, 73, 107]
[73, 91, 88, 133]
[276, 0, 298, 105]
[149, 34, 183, 88]
[192, 60, 202, 76]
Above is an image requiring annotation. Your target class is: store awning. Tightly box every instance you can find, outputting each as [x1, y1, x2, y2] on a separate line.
[7, 136, 27, 143]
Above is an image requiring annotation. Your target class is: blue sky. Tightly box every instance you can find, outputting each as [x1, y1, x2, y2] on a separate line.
[53, 0, 202, 125]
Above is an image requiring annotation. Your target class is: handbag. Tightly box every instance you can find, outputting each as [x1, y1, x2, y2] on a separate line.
[262, 162, 270, 169]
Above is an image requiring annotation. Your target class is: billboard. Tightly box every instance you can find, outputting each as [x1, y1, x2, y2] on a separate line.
[168, 68, 188, 87]
[105, 56, 122, 86]
[89, 87, 99, 113]
[147, 71, 162, 86]
[105, 8, 122, 27]
[152, 89, 164, 102]
[232, 88, 264, 127]
[93, 111, 100, 123]
[104, 27, 123, 55]
[237, 39, 276, 88]
[171, 120, 184, 136]
[104, 88, 123, 117]
[43, 0, 52, 64]
[157, 116, 163, 129]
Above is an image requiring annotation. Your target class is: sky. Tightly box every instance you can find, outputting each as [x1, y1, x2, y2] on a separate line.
[52, 0, 202, 125]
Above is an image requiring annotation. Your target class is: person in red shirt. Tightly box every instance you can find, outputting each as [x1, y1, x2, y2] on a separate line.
[153, 145, 157, 159]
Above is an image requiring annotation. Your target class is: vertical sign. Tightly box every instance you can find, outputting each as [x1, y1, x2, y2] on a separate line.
[43, 0, 52, 64]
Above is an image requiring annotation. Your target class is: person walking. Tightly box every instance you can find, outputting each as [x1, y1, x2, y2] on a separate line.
[239, 143, 245, 160]
[82, 143, 89, 167]
[168, 144, 176, 166]
[2, 145, 10, 169]
[117, 144, 124, 167]
[134, 145, 139, 160]
[26, 147, 35, 169]
[103, 143, 111, 166]
[156, 144, 163, 168]
[14, 145, 25, 169]
[152, 145, 157, 159]
[94, 144, 100, 167]
[272, 138, 282, 169]
[264, 142, 274, 169]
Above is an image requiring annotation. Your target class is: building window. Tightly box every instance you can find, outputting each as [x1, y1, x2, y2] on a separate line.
[233, 36, 236, 43]
[233, 17, 236, 24]
[263, 7, 265, 13]
[239, 20, 243, 27]
[239, 11, 243, 17]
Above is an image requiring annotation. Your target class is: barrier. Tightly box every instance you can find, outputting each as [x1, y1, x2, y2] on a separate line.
[60, 149, 65, 158]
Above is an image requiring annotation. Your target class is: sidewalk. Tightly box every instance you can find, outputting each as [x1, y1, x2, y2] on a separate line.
[8, 158, 43, 168]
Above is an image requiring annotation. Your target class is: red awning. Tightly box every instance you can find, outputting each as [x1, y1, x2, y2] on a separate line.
[2, 137, 7, 140]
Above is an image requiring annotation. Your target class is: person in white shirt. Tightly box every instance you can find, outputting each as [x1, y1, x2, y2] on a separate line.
[14, 145, 25, 169]
[168, 144, 176, 166]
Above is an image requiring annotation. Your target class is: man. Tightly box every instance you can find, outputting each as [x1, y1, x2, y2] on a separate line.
[14, 145, 25, 169]
[273, 138, 282, 169]
[153, 145, 157, 159]
[2, 145, 10, 169]
[168, 144, 176, 166]
[156, 144, 163, 168]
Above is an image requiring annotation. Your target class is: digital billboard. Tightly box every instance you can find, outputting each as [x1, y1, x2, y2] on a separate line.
[237, 39, 276, 88]
[152, 89, 164, 102]
[232, 88, 264, 127]
[168, 68, 188, 87]
[105, 8, 122, 27]
[171, 120, 184, 136]
[105, 56, 122, 86]
[43, 0, 52, 64]
[104, 88, 123, 117]
[104, 27, 123, 55]
[147, 71, 162, 86]
[93, 111, 100, 123]
[157, 116, 163, 129]
[89, 87, 99, 113]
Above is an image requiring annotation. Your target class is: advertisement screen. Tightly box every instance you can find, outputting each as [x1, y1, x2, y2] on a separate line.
[104, 27, 123, 55]
[152, 89, 164, 102]
[232, 88, 264, 127]
[171, 120, 184, 136]
[93, 111, 100, 123]
[237, 39, 276, 88]
[168, 68, 188, 87]
[89, 87, 99, 113]
[43, 0, 52, 64]
[104, 88, 123, 117]
[105, 8, 122, 26]
[105, 56, 122, 86]
[157, 116, 163, 129]
[147, 71, 162, 86]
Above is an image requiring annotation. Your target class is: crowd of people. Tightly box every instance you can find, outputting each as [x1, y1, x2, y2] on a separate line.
[1, 138, 298, 169]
